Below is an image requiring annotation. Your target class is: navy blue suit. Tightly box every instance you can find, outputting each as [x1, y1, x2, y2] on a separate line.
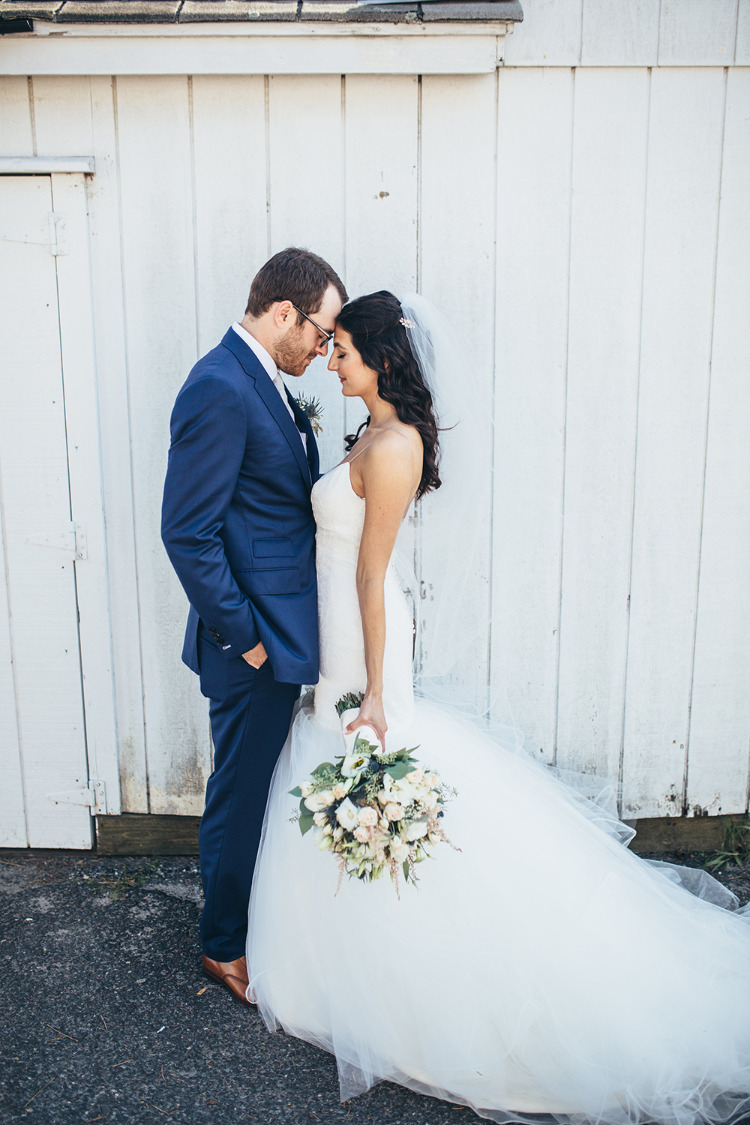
[162, 328, 320, 959]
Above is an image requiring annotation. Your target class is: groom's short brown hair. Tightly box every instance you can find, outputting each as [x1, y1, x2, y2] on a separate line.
[245, 247, 347, 318]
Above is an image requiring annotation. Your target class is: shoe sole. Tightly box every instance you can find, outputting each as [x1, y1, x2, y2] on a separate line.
[202, 964, 257, 1008]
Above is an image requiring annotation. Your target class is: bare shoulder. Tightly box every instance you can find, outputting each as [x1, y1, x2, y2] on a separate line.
[363, 424, 422, 470]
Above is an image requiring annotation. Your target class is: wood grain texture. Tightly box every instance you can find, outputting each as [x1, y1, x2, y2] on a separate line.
[268, 74, 347, 475]
[0, 175, 91, 848]
[421, 73, 497, 711]
[0, 77, 34, 155]
[88, 77, 149, 813]
[580, 0, 659, 65]
[556, 68, 649, 783]
[622, 68, 726, 817]
[657, 0, 738, 65]
[492, 67, 574, 762]
[503, 0, 582, 66]
[686, 68, 750, 816]
[116, 76, 208, 816]
[737, 0, 750, 63]
[191, 75, 268, 356]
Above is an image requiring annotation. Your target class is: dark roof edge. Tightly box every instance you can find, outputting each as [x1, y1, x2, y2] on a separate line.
[0, 0, 523, 27]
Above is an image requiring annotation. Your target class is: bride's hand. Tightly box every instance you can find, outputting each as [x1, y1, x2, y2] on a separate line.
[345, 693, 388, 751]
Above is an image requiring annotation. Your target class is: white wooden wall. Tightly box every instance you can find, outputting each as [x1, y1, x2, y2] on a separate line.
[1, 0, 748, 826]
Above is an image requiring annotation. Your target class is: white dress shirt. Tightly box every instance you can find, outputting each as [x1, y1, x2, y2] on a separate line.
[232, 322, 306, 452]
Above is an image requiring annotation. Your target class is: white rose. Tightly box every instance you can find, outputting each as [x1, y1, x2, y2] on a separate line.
[358, 806, 379, 827]
[335, 797, 359, 831]
[389, 837, 409, 863]
[354, 826, 370, 843]
[384, 802, 404, 823]
[405, 768, 424, 785]
[313, 811, 328, 827]
[304, 791, 332, 812]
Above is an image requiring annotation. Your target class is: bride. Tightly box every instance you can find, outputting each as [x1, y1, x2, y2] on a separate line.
[246, 291, 750, 1125]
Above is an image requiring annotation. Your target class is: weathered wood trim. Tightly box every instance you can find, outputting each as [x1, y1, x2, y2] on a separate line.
[93, 812, 747, 857]
[0, 155, 94, 172]
[0, 27, 510, 74]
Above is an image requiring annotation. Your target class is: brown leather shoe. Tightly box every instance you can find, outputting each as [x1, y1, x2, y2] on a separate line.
[202, 954, 256, 1008]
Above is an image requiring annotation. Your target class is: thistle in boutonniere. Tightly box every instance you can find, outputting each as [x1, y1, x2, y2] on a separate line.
[295, 393, 324, 435]
[289, 691, 459, 897]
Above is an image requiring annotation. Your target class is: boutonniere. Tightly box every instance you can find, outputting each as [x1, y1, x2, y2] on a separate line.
[295, 393, 324, 436]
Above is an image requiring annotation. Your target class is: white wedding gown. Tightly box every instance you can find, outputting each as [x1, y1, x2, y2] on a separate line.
[247, 458, 750, 1125]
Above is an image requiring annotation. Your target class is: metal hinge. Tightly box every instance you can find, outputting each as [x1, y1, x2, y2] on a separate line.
[25, 521, 87, 560]
[48, 211, 68, 256]
[50, 779, 106, 816]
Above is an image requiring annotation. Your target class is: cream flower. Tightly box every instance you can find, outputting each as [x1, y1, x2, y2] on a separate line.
[353, 826, 370, 843]
[383, 802, 404, 823]
[405, 815, 430, 842]
[405, 767, 424, 785]
[358, 806, 379, 827]
[341, 753, 370, 778]
[304, 790, 333, 812]
[335, 797, 359, 831]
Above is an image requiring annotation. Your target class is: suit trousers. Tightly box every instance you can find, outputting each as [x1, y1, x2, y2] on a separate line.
[197, 627, 300, 960]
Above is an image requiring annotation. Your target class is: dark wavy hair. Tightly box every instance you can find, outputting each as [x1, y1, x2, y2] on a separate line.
[338, 291, 441, 501]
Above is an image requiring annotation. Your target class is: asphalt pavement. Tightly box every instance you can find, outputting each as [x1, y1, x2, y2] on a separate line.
[2, 851, 749, 1125]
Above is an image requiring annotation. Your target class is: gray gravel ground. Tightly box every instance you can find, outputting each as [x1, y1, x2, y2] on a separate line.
[1, 851, 748, 1125]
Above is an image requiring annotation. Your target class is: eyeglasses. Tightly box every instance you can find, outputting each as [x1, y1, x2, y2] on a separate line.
[291, 303, 334, 345]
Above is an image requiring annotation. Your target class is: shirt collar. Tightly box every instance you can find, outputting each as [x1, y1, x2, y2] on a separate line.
[232, 322, 279, 385]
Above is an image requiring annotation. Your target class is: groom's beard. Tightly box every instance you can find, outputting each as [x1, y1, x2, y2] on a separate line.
[275, 324, 314, 378]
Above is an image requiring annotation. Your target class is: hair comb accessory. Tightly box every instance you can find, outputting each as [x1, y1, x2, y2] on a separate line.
[399, 316, 414, 329]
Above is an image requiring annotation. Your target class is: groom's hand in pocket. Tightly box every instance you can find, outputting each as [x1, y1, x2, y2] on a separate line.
[242, 641, 268, 669]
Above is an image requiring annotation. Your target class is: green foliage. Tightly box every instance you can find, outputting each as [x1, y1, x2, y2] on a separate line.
[334, 691, 365, 717]
[703, 816, 750, 873]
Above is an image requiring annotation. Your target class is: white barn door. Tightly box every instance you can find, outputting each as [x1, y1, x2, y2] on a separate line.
[0, 173, 106, 848]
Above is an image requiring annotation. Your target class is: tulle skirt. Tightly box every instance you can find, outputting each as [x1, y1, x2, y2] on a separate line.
[246, 698, 750, 1125]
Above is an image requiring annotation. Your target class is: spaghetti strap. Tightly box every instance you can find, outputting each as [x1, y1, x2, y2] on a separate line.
[345, 440, 374, 465]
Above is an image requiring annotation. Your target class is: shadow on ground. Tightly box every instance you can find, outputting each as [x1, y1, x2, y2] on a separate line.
[1, 851, 748, 1124]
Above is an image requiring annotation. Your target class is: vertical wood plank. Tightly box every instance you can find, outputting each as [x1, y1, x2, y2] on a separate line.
[88, 76, 148, 813]
[492, 67, 574, 761]
[556, 68, 649, 783]
[0, 175, 91, 848]
[658, 0, 737, 65]
[32, 80, 122, 815]
[736, 0, 750, 63]
[421, 73, 497, 707]
[622, 68, 726, 817]
[116, 76, 207, 816]
[686, 68, 750, 816]
[0, 77, 33, 155]
[268, 75, 347, 474]
[503, 0, 582, 66]
[31, 75, 92, 154]
[191, 76, 268, 355]
[0, 507, 26, 847]
[581, 0, 659, 65]
[343, 75, 419, 453]
[52, 171, 121, 815]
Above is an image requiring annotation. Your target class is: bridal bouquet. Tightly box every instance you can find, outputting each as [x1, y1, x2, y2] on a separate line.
[290, 692, 457, 895]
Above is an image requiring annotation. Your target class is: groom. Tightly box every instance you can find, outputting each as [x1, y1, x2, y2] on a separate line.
[162, 247, 347, 1006]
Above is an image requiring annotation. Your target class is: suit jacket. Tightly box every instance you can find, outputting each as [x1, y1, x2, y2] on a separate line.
[161, 328, 320, 685]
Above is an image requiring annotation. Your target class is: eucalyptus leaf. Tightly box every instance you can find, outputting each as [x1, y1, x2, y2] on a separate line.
[385, 761, 413, 780]
[289, 786, 302, 798]
[403, 859, 410, 882]
[299, 814, 315, 837]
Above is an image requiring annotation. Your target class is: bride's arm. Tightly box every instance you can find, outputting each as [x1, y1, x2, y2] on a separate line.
[346, 433, 417, 747]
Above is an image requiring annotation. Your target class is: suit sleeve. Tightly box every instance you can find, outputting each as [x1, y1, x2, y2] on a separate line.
[161, 378, 260, 659]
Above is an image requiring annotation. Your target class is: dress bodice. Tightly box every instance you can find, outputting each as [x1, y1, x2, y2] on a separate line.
[310, 460, 414, 733]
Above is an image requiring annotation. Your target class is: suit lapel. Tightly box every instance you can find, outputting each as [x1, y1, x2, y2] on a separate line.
[221, 329, 312, 490]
